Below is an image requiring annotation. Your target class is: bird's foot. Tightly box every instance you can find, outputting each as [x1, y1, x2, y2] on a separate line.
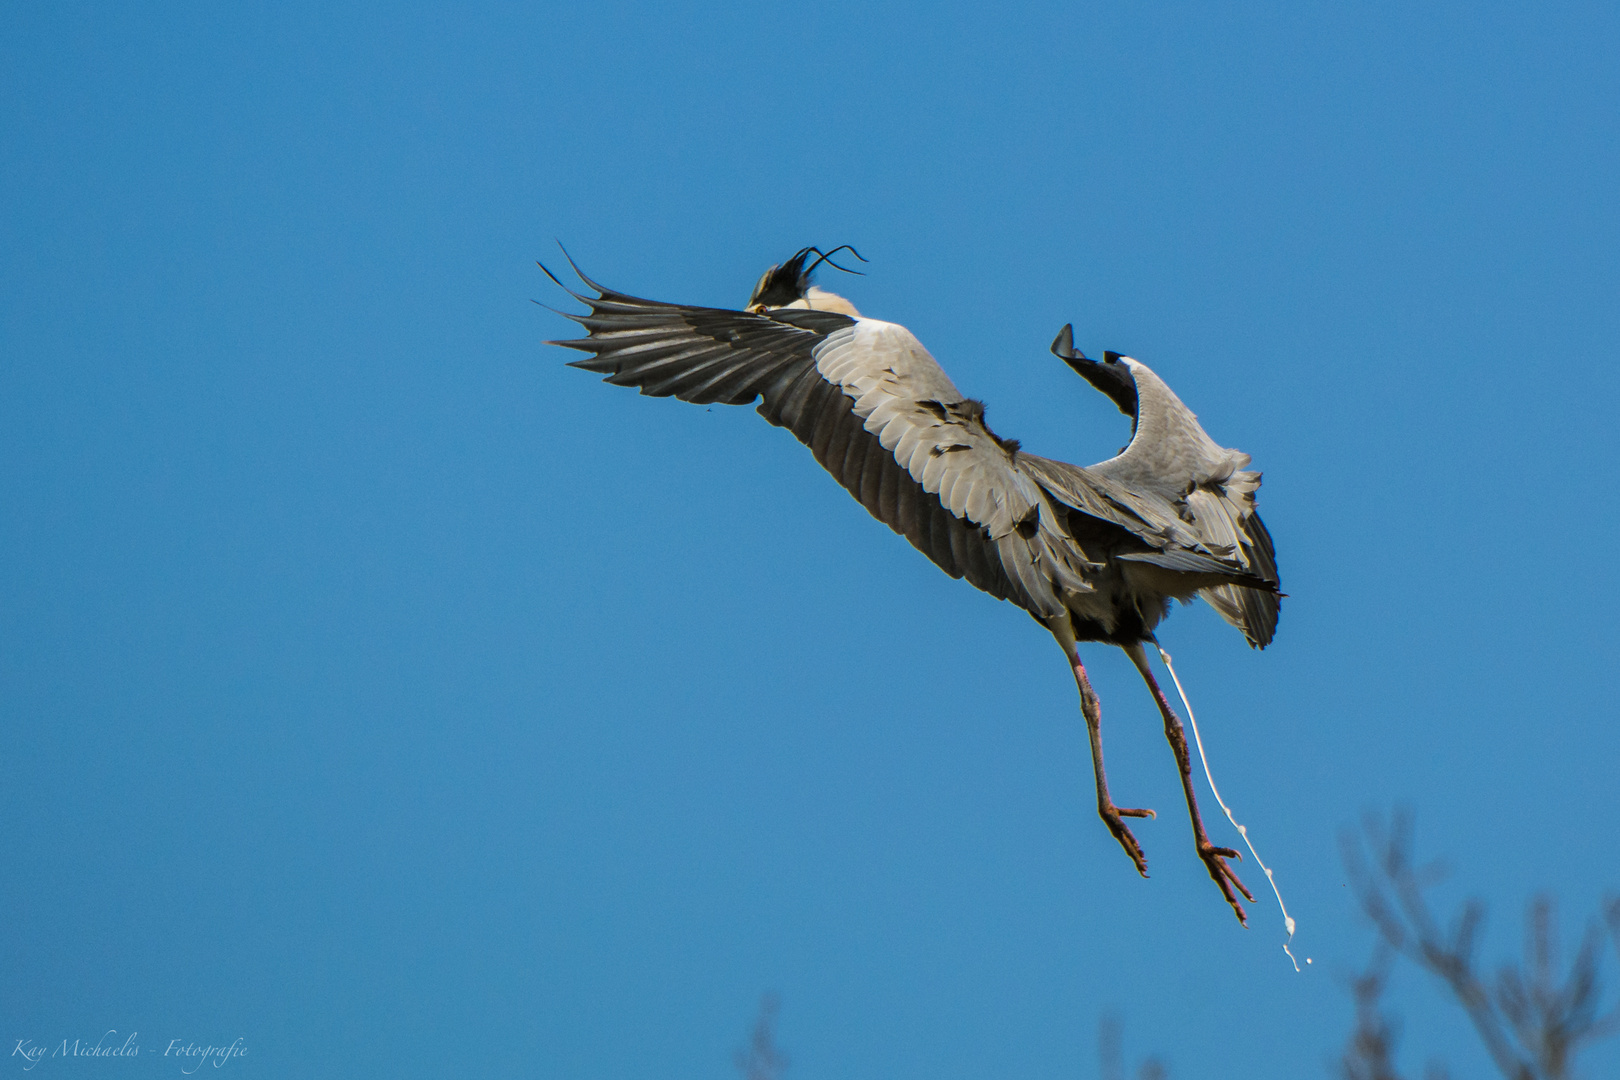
[1099, 803, 1155, 877]
[1198, 841, 1255, 926]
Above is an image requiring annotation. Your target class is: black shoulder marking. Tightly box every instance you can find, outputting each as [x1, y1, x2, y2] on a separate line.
[958, 398, 1021, 456]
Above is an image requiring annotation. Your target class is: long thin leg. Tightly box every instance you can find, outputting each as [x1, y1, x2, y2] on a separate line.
[1123, 642, 1254, 924]
[1047, 617, 1154, 876]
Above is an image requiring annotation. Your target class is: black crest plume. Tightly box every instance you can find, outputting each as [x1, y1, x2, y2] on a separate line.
[747, 245, 867, 309]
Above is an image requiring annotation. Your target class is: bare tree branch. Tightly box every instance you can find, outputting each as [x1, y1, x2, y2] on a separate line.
[1341, 944, 1409, 1080]
[1341, 811, 1620, 1080]
[1099, 1014, 1168, 1080]
[736, 993, 788, 1080]
[1100, 1014, 1125, 1080]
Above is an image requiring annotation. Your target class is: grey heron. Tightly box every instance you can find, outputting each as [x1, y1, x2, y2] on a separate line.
[547, 248, 1281, 925]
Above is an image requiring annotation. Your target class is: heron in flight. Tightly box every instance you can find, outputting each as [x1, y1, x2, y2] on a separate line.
[548, 247, 1281, 924]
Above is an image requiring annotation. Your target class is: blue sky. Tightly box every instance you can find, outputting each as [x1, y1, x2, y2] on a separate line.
[3, 2, 1618, 1077]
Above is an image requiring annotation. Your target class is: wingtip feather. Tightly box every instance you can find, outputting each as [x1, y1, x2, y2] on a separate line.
[557, 244, 610, 295]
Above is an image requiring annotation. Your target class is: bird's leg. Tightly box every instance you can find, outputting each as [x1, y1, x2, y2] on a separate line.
[1076, 661, 1156, 877]
[1048, 618, 1154, 877]
[1123, 642, 1254, 925]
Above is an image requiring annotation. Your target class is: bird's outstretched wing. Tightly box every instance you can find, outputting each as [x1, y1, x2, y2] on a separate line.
[1050, 325, 1281, 648]
[548, 264, 1094, 618]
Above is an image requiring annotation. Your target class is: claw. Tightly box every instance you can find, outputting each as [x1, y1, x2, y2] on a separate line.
[1117, 806, 1156, 819]
[1198, 841, 1255, 925]
[1100, 802, 1151, 877]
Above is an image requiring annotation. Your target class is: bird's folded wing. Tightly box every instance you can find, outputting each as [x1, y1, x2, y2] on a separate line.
[1017, 452, 1270, 585]
[549, 269, 1080, 617]
[1188, 478, 1280, 647]
[1014, 453, 1196, 548]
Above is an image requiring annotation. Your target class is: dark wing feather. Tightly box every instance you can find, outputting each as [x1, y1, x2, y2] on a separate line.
[548, 273, 851, 408]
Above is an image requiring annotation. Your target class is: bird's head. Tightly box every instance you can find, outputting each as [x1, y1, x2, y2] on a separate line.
[1050, 323, 1139, 419]
[747, 245, 867, 313]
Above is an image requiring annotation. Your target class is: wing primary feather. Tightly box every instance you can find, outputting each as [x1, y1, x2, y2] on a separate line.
[858, 431, 887, 519]
[877, 449, 902, 528]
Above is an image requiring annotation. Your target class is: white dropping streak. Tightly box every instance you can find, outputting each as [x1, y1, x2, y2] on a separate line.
[1156, 645, 1300, 972]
